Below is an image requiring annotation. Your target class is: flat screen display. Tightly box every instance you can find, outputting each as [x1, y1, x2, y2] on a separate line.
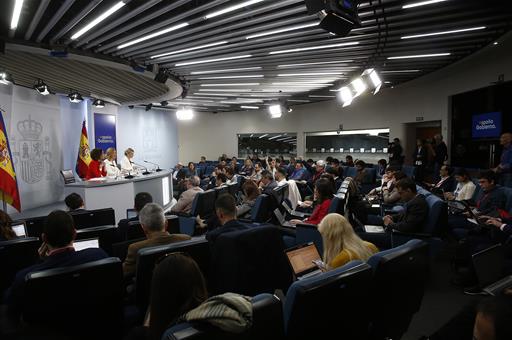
[472, 112, 502, 138]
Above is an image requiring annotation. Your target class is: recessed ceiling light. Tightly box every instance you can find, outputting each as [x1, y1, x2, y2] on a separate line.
[175, 54, 252, 67]
[277, 73, 343, 76]
[200, 83, 260, 87]
[205, 0, 265, 19]
[401, 26, 485, 39]
[269, 41, 359, 55]
[493, 41, 499, 45]
[176, 108, 194, 120]
[190, 67, 262, 75]
[72, 1, 126, 40]
[246, 22, 318, 39]
[198, 89, 252, 92]
[10, 0, 24, 30]
[241, 105, 260, 109]
[197, 75, 264, 79]
[117, 22, 189, 49]
[150, 41, 229, 59]
[277, 60, 353, 68]
[259, 134, 268, 138]
[402, 0, 448, 9]
[387, 53, 451, 60]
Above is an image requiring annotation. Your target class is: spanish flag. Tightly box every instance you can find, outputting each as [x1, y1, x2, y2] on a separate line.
[76, 120, 92, 179]
[0, 111, 21, 212]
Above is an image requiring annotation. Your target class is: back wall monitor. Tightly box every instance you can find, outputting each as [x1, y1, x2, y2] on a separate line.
[472, 112, 502, 138]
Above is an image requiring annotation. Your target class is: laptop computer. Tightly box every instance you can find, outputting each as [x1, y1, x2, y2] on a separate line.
[74, 238, 100, 251]
[282, 201, 310, 218]
[285, 242, 324, 280]
[472, 244, 512, 296]
[12, 221, 27, 237]
[274, 208, 295, 228]
[126, 209, 137, 219]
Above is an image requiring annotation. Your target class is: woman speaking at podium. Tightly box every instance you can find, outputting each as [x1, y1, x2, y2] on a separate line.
[86, 148, 107, 180]
[104, 147, 121, 177]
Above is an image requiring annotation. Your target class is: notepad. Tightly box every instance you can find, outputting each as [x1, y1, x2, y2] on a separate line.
[364, 225, 385, 233]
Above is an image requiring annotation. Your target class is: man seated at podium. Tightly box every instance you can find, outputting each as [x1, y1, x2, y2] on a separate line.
[122, 203, 191, 276]
[103, 147, 121, 178]
[86, 148, 106, 180]
[5, 210, 108, 316]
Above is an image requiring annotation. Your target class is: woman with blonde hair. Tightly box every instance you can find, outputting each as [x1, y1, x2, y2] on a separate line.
[103, 147, 121, 177]
[318, 213, 378, 270]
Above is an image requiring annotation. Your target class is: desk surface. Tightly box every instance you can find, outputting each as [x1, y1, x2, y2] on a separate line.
[65, 170, 172, 188]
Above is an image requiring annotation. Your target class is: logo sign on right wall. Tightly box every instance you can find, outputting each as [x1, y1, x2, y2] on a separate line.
[472, 112, 502, 139]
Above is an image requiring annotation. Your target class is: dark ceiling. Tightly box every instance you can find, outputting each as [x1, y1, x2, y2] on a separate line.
[1, 0, 511, 112]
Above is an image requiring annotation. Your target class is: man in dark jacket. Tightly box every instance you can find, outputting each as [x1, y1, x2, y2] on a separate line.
[206, 194, 248, 246]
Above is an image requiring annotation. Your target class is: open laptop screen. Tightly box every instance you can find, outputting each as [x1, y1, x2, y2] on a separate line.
[126, 209, 137, 219]
[285, 242, 321, 277]
[12, 222, 27, 237]
[74, 238, 99, 251]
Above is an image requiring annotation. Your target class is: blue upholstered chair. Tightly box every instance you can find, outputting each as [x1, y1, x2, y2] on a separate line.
[177, 190, 216, 236]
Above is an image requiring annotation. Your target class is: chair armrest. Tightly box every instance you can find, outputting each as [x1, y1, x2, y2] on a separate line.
[238, 218, 253, 224]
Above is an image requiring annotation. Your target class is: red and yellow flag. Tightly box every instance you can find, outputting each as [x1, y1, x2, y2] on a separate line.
[0, 112, 21, 212]
[76, 120, 92, 178]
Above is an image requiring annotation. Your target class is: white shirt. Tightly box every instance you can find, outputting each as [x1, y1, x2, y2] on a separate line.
[453, 181, 476, 201]
[104, 159, 121, 177]
[278, 178, 301, 209]
[121, 156, 133, 172]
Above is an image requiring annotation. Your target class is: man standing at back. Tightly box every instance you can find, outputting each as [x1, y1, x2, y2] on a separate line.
[434, 134, 448, 181]
[123, 203, 191, 276]
[5, 210, 108, 316]
[206, 194, 248, 246]
[493, 132, 512, 187]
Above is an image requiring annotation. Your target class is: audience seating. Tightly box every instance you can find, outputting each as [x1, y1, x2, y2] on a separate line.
[161, 293, 285, 340]
[283, 261, 372, 340]
[176, 190, 216, 236]
[24, 215, 47, 238]
[295, 223, 323, 255]
[344, 167, 357, 178]
[367, 239, 429, 340]
[70, 208, 115, 229]
[135, 237, 210, 313]
[111, 237, 145, 262]
[0, 237, 40, 295]
[402, 165, 416, 179]
[240, 194, 272, 224]
[211, 225, 292, 296]
[22, 257, 124, 339]
[75, 225, 118, 256]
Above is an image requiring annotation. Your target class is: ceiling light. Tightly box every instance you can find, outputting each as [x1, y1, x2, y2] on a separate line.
[71, 1, 126, 40]
[387, 53, 451, 60]
[145, 103, 153, 111]
[309, 95, 336, 98]
[191, 93, 236, 97]
[241, 105, 260, 109]
[176, 108, 193, 120]
[350, 78, 367, 97]
[269, 41, 359, 55]
[402, 26, 485, 40]
[198, 89, 252, 92]
[493, 41, 498, 45]
[150, 41, 229, 59]
[258, 134, 268, 139]
[175, 55, 252, 67]
[269, 105, 282, 118]
[277, 73, 343, 77]
[381, 70, 421, 73]
[190, 67, 262, 75]
[200, 83, 260, 87]
[68, 91, 83, 103]
[277, 60, 353, 68]
[338, 87, 353, 107]
[288, 99, 310, 102]
[362, 68, 382, 94]
[246, 22, 318, 39]
[34, 80, 50, 95]
[268, 135, 283, 140]
[0, 71, 14, 85]
[10, 0, 24, 30]
[271, 83, 333, 86]
[205, 0, 265, 19]
[93, 99, 105, 108]
[403, 0, 449, 9]
[117, 22, 189, 49]
[198, 75, 264, 79]
[187, 96, 228, 100]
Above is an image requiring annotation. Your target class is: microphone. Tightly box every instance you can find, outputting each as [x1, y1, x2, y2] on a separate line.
[144, 160, 162, 172]
[124, 170, 134, 179]
[133, 162, 150, 175]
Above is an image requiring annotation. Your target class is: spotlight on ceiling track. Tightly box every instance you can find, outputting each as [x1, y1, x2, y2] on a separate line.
[145, 103, 153, 111]
[93, 99, 105, 108]
[269, 104, 283, 118]
[34, 80, 50, 95]
[304, 0, 361, 36]
[160, 101, 169, 107]
[68, 91, 83, 103]
[337, 86, 353, 107]
[176, 108, 193, 121]
[0, 71, 13, 85]
[361, 68, 382, 94]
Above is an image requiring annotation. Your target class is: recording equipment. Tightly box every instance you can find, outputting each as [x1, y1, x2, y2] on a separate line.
[133, 162, 150, 175]
[144, 160, 162, 172]
[304, 0, 361, 36]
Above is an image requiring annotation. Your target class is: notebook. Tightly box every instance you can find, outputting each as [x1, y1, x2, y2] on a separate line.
[274, 208, 295, 228]
[285, 242, 323, 280]
[281, 201, 309, 218]
[472, 244, 512, 296]
[12, 222, 27, 237]
[74, 238, 100, 251]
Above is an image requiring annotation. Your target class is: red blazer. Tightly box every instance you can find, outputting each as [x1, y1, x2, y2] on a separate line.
[304, 198, 332, 225]
[86, 160, 106, 180]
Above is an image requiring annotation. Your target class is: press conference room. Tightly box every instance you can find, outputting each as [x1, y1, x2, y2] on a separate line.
[1, 1, 512, 339]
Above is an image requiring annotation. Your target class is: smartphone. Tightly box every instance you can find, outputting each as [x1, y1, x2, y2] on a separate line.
[312, 259, 327, 270]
